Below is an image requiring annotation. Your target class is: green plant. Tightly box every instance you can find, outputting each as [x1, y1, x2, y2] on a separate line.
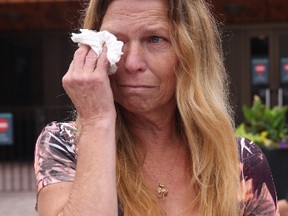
[235, 95, 288, 149]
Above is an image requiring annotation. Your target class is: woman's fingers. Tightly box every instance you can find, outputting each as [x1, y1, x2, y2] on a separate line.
[72, 45, 90, 72]
[72, 45, 109, 75]
[82, 48, 98, 72]
[62, 44, 114, 121]
[96, 46, 109, 74]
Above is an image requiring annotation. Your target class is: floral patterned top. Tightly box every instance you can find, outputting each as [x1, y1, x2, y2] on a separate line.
[34, 121, 279, 215]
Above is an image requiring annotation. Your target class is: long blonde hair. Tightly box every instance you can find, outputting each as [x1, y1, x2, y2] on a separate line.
[80, 0, 239, 215]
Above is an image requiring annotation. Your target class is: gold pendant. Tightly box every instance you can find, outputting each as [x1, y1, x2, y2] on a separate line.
[156, 184, 168, 200]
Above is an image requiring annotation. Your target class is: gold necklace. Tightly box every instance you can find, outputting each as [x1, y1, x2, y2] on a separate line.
[143, 145, 181, 201]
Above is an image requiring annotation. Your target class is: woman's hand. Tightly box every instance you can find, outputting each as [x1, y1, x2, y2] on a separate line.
[62, 45, 116, 126]
[38, 45, 118, 216]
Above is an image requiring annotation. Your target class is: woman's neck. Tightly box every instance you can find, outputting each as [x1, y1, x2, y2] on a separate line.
[119, 105, 182, 153]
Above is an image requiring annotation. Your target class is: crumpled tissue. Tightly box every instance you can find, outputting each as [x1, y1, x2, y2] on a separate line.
[71, 29, 124, 75]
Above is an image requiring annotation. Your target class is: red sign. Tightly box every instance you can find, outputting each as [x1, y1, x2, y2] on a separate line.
[255, 64, 266, 74]
[0, 118, 9, 132]
[285, 63, 288, 73]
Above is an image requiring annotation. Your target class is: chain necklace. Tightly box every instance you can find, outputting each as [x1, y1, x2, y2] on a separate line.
[142, 144, 181, 201]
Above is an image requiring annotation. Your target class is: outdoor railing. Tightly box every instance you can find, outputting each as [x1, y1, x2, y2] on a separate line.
[0, 105, 73, 191]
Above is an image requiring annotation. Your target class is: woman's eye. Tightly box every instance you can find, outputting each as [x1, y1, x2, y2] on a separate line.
[149, 36, 162, 43]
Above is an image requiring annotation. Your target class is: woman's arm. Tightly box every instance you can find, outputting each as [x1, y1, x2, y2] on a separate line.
[65, 120, 117, 216]
[37, 45, 118, 216]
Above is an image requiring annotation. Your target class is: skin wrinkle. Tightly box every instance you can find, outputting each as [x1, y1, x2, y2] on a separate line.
[102, 7, 170, 37]
[102, 4, 178, 119]
[120, 104, 177, 131]
[111, 6, 167, 20]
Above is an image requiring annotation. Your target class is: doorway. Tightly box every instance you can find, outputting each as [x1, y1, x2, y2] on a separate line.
[223, 24, 288, 124]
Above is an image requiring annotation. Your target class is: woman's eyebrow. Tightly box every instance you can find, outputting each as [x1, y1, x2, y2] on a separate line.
[102, 22, 170, 32]
[143, 27, 170, 35]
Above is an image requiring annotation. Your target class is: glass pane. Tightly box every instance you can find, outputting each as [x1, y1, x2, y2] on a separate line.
[250, 35, 270, 106]
[250, 36, 269, 86]
[279, 35, 288, 85]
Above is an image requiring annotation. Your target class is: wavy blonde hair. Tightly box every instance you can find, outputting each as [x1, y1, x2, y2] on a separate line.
[80, 0, 239, 215]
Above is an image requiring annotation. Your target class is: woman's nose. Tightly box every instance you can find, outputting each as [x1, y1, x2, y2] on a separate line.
[122, 42, 146, 73]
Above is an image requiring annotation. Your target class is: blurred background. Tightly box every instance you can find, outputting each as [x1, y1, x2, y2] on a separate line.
[0, 0, 287, 215]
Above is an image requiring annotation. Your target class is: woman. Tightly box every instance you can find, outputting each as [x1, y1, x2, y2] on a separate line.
[34, 0, 279, 215]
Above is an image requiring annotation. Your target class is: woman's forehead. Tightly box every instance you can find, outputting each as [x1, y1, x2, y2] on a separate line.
[101, 0, 170, 29]
[107, 0, 169, 11]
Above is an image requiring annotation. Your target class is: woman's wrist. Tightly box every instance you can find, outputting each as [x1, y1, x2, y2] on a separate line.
[78, 114, 116, 129]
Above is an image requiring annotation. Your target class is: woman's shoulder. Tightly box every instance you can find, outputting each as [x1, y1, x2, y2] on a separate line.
[236, 137, 270, 180]
[35, 121, 78, 165]
[236, 137, 279, 215]
[37, 121, 77, 148]
[34, 121, 78, 193]
[39, 121, 77, 137]
[236, 137, 264, 162]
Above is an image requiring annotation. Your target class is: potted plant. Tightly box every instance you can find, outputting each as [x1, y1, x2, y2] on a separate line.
[235, 95, 288, 199]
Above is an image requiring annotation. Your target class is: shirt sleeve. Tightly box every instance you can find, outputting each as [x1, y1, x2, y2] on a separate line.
[34, 121, 78, 193]
[238, 137, 280, 216]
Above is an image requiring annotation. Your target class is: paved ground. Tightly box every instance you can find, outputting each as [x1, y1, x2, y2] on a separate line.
[0, 163, 37, 215]
[0, 191, 37, 216]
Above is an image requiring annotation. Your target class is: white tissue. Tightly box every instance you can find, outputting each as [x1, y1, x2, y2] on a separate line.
[71, 29, 124, 74]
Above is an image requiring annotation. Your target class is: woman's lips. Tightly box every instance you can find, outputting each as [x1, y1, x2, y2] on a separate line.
[117, 85, 156, 95]
[119, 84, 155, 88]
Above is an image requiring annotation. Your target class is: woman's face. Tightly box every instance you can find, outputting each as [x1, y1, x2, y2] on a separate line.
[101, 0, 178, 115]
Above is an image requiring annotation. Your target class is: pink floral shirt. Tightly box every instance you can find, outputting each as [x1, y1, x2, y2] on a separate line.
[34, 121, 279, 215]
